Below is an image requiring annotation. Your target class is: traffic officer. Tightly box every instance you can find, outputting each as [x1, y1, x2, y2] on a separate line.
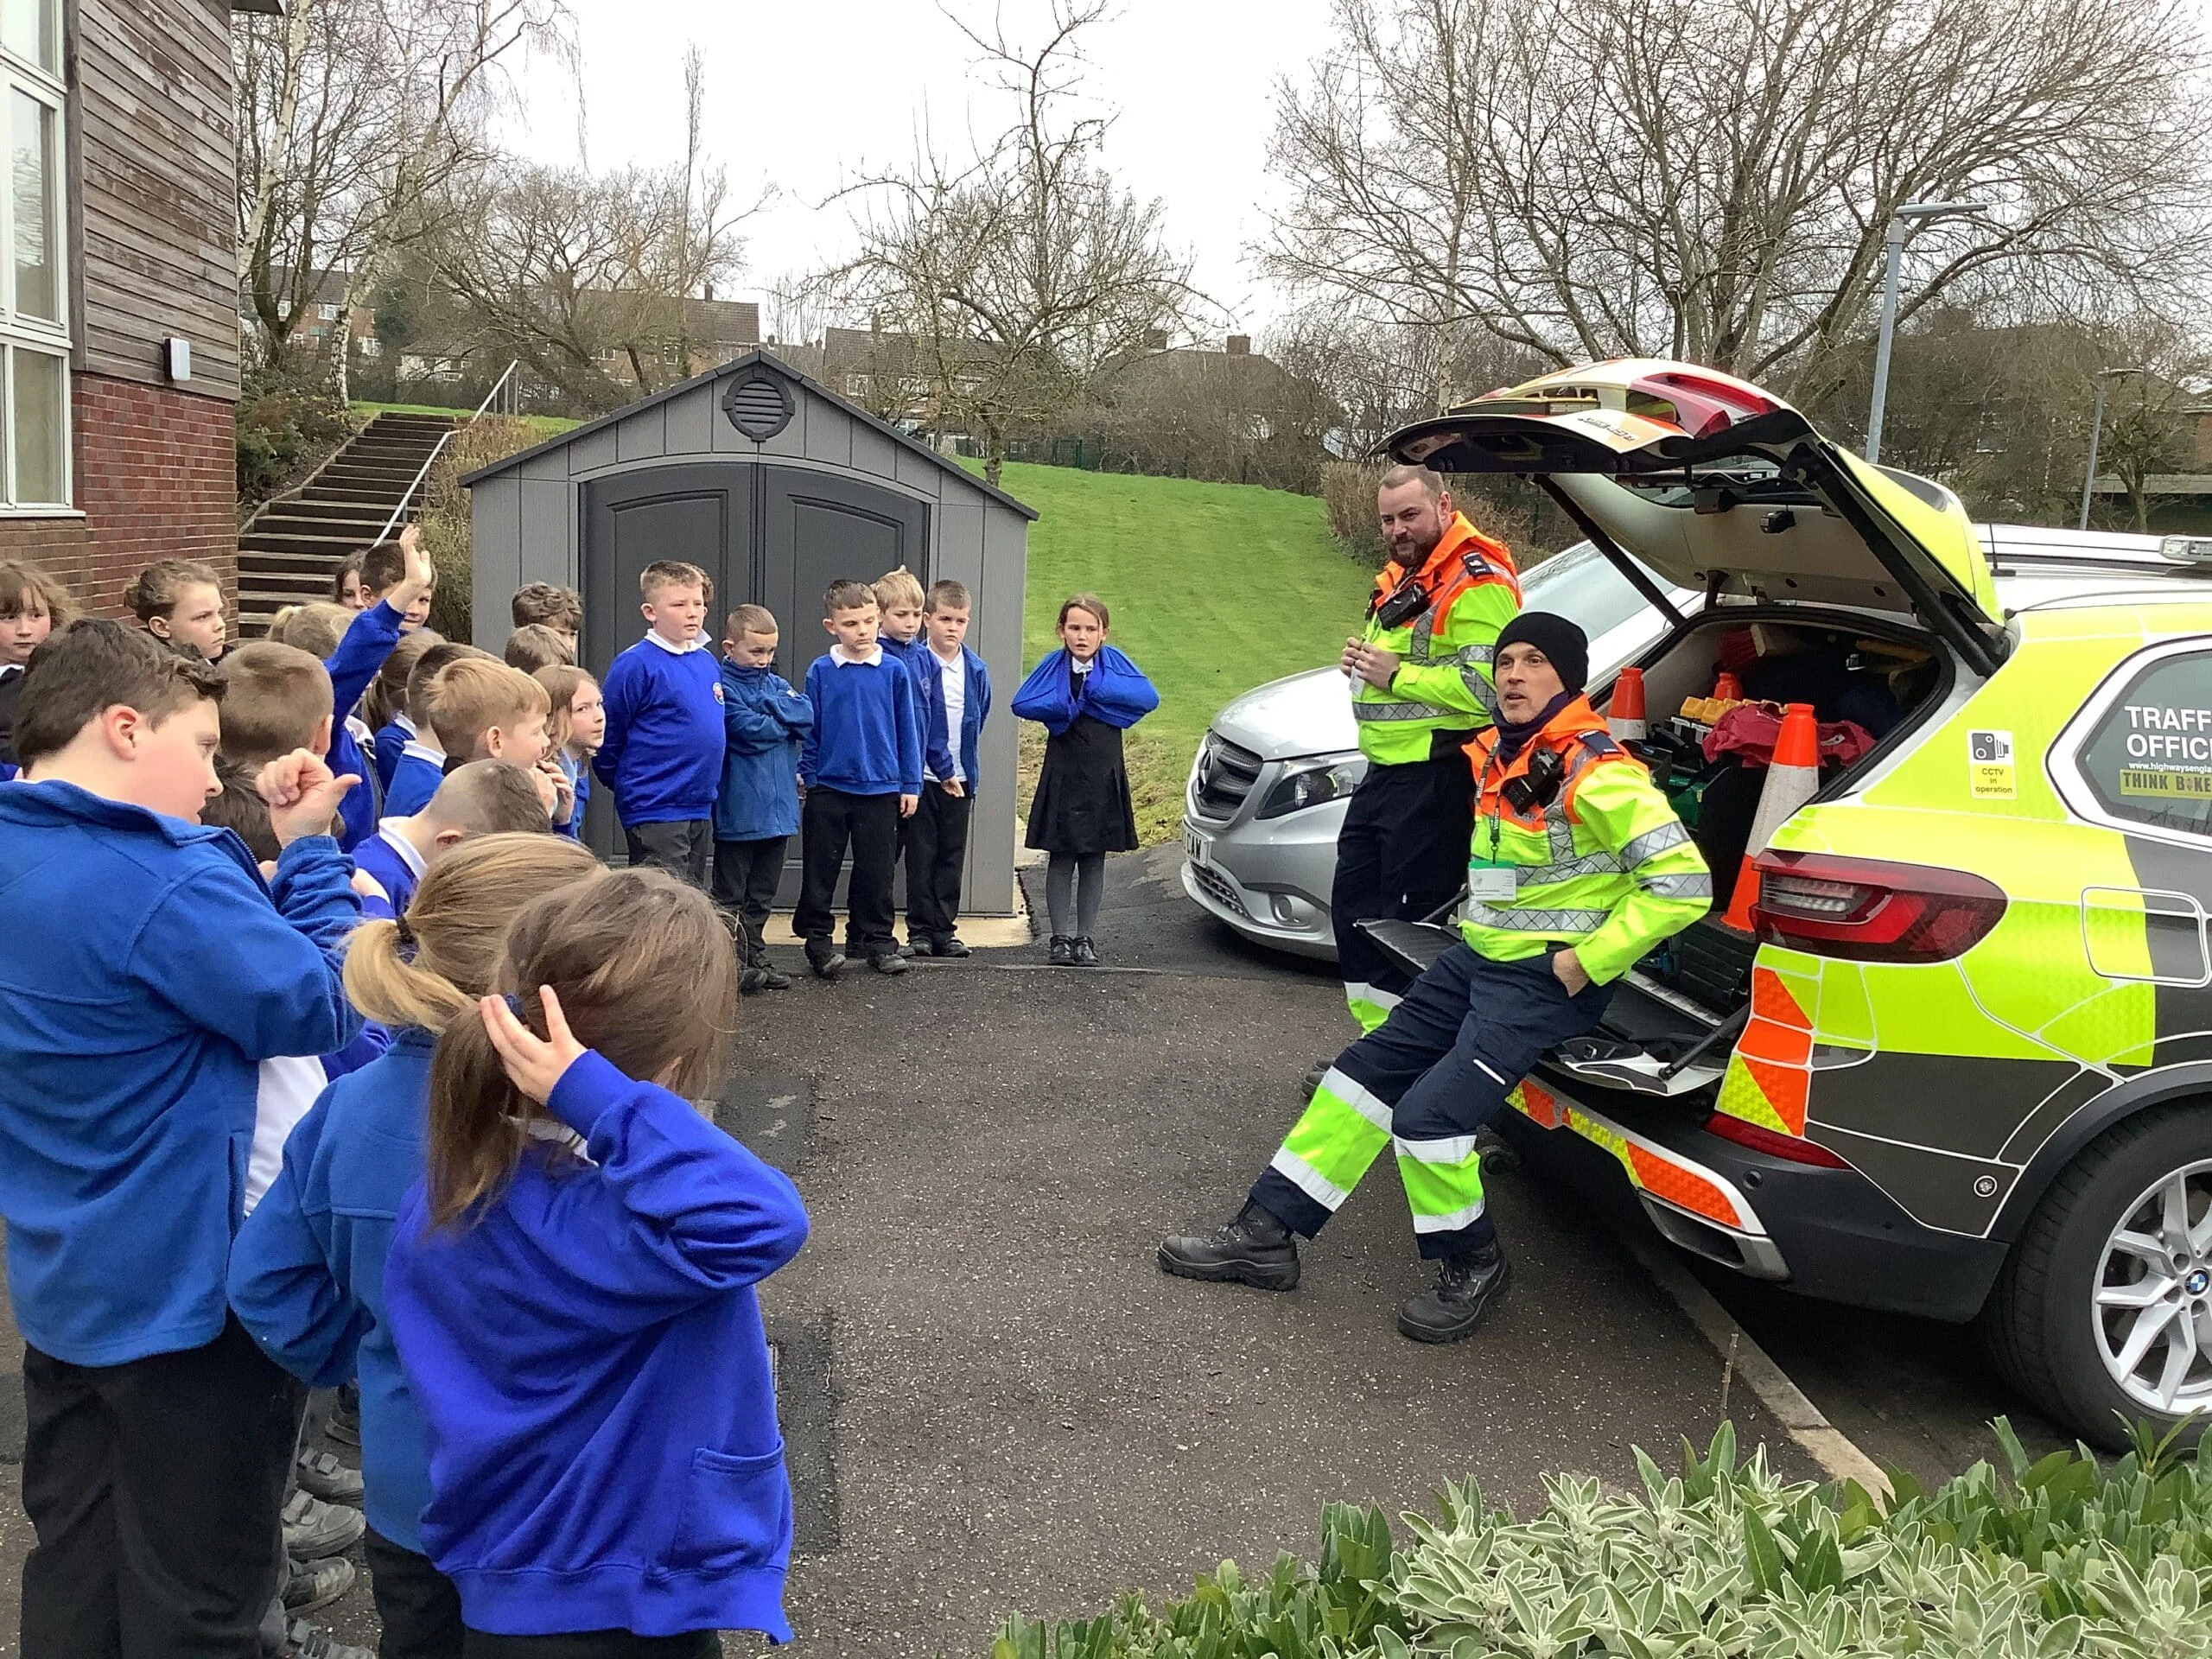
[1332, 466, 1521, 1038]
[1160, 613, 1713, 1342]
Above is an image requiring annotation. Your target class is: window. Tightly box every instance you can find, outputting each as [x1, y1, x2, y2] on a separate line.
[2061, 645, 2212, 840]
[0, 19, 64, 511]
[319, 302, 340, 322]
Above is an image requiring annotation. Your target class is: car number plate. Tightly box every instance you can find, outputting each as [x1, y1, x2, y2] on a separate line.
[1185, 826, 1211, 868]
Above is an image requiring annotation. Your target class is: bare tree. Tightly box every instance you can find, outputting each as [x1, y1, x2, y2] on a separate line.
[823, 2, 1212, 485]
[1262, 0, 2212, 422]
[235, 0, 571, 381]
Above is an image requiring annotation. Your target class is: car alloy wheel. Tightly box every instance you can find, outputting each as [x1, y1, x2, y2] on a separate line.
[2094, 1158, 2212, 1415]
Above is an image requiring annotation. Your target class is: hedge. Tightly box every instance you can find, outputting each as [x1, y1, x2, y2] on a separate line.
[988, 1419, 2212, 1658]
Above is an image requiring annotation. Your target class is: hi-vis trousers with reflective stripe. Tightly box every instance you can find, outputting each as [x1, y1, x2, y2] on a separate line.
[1331, 753, 1474, 1033]
[1252, 942, 1612, 1258]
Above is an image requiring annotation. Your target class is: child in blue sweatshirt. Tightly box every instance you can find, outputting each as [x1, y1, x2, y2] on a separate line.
[386, 639, 483, 817]
[0, 620, 361, 1655]
[324, 526, 437, 849]
[595, 559, 722, 889]
[385, 869, 807, 1653]
[714, 604, 812, 995]
[872, 565, 927, 677]
[796, 579, 921, 979]
[231, 832, 603, 1658]
[906, 579, 993, 957]
[1012, 592, 1160, 966]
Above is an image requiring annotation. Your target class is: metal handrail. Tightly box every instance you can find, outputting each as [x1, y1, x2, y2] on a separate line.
[371, 359, 521, 546]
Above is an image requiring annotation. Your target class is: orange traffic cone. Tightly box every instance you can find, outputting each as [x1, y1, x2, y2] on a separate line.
[1714, 672, 1743, 702]
[1608, 666, 1648, 741]
[1721, 702, 1821, 931]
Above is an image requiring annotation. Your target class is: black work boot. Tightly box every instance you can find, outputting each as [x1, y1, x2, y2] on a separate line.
[1157, 1202, 1300, 1291]
[1397, 1243, 1512, 1343]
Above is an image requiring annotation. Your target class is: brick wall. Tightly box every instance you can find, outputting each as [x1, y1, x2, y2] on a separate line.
[5, 371, 235, 620]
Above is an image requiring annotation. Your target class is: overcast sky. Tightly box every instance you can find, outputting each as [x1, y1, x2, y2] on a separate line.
[497, 0, 1341, 340]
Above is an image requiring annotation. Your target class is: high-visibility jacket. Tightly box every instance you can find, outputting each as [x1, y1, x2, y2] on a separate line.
[1460, 696, 1712, 984]
[1352, 514, 1522, 766]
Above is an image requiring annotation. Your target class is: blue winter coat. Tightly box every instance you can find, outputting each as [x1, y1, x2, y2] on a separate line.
[910, 644, 993, 790]
[713, 661, 812, 842]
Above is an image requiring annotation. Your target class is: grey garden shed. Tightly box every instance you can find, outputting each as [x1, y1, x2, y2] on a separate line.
[462, 349, 1037, 915]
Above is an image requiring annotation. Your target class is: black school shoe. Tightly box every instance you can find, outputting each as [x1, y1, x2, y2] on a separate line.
[1048, 935, 1075, 966]
[1071, 937, 1099, 966]
[805, 942, 845, 980]
[918, 934, 971, 957]
[757, 962, 792, 990]
[293, 1446, 363, 1505]
[282, 1554, 355, 1617]
[868, 950, 910, 976]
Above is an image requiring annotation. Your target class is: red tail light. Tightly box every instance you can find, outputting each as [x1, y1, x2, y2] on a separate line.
[1703, 1109, 1852, 1168]
[1751, 850, 2005, 963]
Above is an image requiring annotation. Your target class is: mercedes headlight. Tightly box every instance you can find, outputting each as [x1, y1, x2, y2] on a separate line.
[1255, 753, 1365, 819]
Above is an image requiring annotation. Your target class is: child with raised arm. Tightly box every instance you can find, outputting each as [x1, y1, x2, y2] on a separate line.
[1012, 592, 1159, 966]
[596, 560, 722, 888]
[231, 832, 604, 1659]
[385, 870, 808, 1654]
[715, 604, 811, 992]
[906, 580, 992, 957]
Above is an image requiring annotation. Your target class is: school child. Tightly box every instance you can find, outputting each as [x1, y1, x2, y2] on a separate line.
[310, 528, 437, 849]
[535, 664, 604, 839]
[0, 558, 72, 770]
[0, 619, 361, 1656]
[796, 579, 921, 978]
[353, 760, 559, 920]
[231, 832, 604, 1659]
[385, 642, 492, 818]
[595, 559, 722, 888]
[367, 630, 444, 796]
[511, 581, 583, 658]
[503, 623, 574, 673]
[1012, 592, 1160, 966]
[384, 870, 808, 1653]
[873, 566, 926, 675]
[714, 604, 812, 993]
[334, 550, 368, 610]
[906, 580, 992, 957]
[356, 533, 436, 632]
[125, 556, 229, 660]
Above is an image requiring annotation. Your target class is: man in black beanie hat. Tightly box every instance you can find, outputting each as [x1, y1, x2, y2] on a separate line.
[1162, 612, 1713, 1343]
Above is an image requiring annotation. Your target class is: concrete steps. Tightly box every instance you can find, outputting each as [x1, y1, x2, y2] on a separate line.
[235, 411, 457, 635]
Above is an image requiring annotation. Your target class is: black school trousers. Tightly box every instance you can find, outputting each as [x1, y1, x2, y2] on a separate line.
[621, 819, 712, 891]
[905, 783, 974, 941]
[712, 835, 788, 933]
[794, 786, 901, 954]
[461, 1632, 716, 1658]
[20, 1315, 305, 1659]
[365, 1529, 465, 1659]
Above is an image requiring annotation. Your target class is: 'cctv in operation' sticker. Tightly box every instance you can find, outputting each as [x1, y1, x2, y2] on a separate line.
[1968, 729, 2016, 799]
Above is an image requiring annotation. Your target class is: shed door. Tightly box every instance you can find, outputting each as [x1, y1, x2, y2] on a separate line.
[758, 467, 931, 631]
[581, 465, 756, 687]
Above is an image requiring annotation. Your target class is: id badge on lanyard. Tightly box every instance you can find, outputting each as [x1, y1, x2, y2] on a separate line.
[1468, 811, 1516, 901]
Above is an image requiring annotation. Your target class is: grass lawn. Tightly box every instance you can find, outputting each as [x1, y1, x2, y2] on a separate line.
[351, 400, 581, 444]
[972, 461, 1374, 845]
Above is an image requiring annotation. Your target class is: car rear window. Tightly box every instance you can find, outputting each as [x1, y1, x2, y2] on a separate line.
[1522, 542, 1655, 645]
[2075, 650, 2212, 836]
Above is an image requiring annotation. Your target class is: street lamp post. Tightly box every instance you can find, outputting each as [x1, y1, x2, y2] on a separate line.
[1865, 200, 1990, 465]
[2079, 366, 2147, 531]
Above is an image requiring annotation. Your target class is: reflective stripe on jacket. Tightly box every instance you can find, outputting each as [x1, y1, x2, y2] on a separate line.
[1459, 696, 1711, 983]
[1352, 513, 1522, 765]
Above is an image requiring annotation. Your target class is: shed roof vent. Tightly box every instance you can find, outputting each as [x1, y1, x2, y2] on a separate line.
[722, 370, 795, 442]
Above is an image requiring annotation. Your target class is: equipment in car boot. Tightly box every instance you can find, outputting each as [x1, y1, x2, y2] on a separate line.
[1721, 702, 1821, 931]
[1607, 665, 1648, 742]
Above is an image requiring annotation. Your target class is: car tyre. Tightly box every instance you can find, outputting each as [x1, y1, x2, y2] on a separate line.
[1980, 1103, 2212, 1450]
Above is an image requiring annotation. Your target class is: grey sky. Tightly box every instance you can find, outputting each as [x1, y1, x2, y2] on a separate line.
[499, 0, 1341, 340]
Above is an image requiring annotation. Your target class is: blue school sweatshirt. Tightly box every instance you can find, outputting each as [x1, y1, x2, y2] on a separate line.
[0, 781, 360, 1365]
[353, 821, 425, 921]
[714, 660, 812, 842]
[595, 635, 723, 825]
[327, 601, 407, 850]
[373, 715, 416, 795]
[910, 643, 993, 791]
[798, 648, 921, 797]
[385, 741, 445, 818]
[231, 1033, 437, 1551]
[385, 1050, 808, 1639]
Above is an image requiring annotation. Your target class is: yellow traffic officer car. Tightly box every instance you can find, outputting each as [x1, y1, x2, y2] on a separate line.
[1385, 359, 2212, 1446]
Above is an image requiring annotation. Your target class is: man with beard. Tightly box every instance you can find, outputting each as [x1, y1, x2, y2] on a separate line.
[1327, 466, 1522, 1040]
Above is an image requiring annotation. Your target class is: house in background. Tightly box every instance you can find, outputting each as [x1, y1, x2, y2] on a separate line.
[0, 0, 244, 617]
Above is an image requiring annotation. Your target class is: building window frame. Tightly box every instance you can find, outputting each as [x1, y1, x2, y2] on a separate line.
[0, 35, 69, 514]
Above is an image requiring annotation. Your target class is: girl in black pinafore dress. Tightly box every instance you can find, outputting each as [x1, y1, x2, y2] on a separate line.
[1011, 593, 1160, 966]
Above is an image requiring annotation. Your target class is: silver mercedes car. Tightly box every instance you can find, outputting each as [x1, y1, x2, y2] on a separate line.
[1180, 524, 2172, 959]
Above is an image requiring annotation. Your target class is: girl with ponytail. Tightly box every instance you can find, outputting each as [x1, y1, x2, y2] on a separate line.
[382, 868, 809, 1656]
[230, 832, 603, 1657]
